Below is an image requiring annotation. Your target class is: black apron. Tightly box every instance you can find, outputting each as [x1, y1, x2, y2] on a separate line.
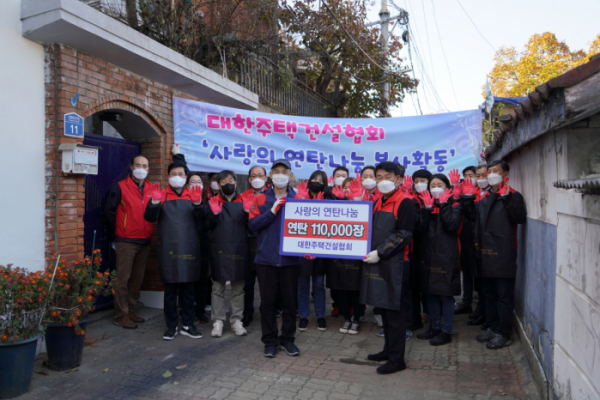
[327, 258, 362, 291]
[300, 257, 327, 277]
[474, 192, 518, 278]
[195, 205, 211, 279]
[359, 211, 405, 311]
[157, 200, 201, 284]
[209, 202, 248, 282]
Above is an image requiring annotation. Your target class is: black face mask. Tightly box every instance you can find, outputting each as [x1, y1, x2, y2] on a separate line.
[221, 183, 236, 196]
[308, 181, 324, 193]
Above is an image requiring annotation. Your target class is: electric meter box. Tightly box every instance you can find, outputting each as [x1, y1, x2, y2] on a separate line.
[58, 143, 101, 175]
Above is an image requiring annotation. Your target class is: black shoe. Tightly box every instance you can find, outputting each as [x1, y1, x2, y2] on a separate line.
[195, 314, 209, 324]
[298, 318, 309, 331]
[317, 318, 327, 331]
[181, 325, 202, 339]
[468, 312, 480, 320]
[486, 334, 512, 349]
[416, 327, 441, 340]
[454, 302, 473, 315]
[476, 328, 495, 342]
[264, 346, 277, 358]
[279, 342, 300, 356]
[429, 331, 452, 346]
[480, 322, 490, 331]
[467, 317, 485, 326]
[367, 351, 389, 362]
[242, 315, 253, 327]
[275, 309, 282, 318]
[409, 321, 424, 331]
[376, 361, 407, 375]
[162, 327, 178, 340]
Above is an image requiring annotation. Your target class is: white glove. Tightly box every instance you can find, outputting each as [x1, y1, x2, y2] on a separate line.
[171, 144, 180, 155]
[363, 250, 380, 264]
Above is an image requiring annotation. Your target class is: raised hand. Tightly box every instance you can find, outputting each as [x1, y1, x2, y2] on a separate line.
[452, 182, 463, 199]
[348, 179, 365, 200]
[151, 182, 163, 202]
[331, 185, 345, 199]
[295, 181, 309, 199]
[315, 191, 325, 200]
[171, 143, 180, 155]
[421, 190, 435, 208]
[497, 176, 510, 196]
[209, 196, 223, 214]
[356, 172, 361, 180]
[402, 175, 413, 194]
[271, 197, 287, 214]
[371, 187, 383, 203]
[440, 188, 453, 203]
[242, 192, 255, 212]
[449, 169, 461, 186]
[462, 178, 475, 195]
[327, 176, 333, 185]
[190, 185, 203, 204]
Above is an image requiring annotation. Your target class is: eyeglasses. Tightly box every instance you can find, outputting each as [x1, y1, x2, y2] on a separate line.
[189, 180, 203, 185]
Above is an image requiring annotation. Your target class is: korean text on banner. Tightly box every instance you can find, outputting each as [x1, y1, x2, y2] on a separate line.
[173, 97, 482, 180]
[280, 199, 372, 260]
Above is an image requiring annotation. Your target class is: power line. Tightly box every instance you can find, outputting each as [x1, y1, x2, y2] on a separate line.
[406, 39, 423, 115]
[420, 0, 437, 87]
[430, 0, 460, 109]
[454, 0, 496, 52]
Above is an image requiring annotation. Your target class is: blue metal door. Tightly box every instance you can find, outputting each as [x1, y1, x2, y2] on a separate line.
[83, 133, 141, 310]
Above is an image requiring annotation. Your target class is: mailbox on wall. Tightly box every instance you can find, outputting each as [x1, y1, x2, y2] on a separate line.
[58, 143, 101, 175]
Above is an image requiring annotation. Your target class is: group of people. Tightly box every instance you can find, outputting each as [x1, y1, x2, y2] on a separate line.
[104, 144, 526, 375]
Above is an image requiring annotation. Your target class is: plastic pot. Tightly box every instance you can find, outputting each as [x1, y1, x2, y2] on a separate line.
[44, 319, 87, 371]
[0, 335, 39, 399]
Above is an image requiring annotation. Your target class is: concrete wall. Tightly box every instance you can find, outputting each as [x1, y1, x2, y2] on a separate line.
[0, 0, 46, 272]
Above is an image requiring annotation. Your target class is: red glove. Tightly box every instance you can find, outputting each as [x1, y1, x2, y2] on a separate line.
[209, 196, 223, 214]
[497, 176, 510, 196]
[462, 178, 475, 196]
[332, 185, 345, 199]
[304, 254, 316, 260]
[371, 187, 383, 203]
[242, 193, 255, 212]
[327, 176, 333, 185]
[348, 179, 365, 200]
[271, 197, 287, 214]
[421, 190, 435, 208]
[402, 175, 413, 194]
[151, 182, 163, 202]
[449, 169, 461, 186]
[440, 188, 453, 203]
[356, 172, 361, 180]
[190, 185, 203, 204]
[295, 181, 309, 199]
[315, 191, 324, 200]
[452, 182, 463, 199]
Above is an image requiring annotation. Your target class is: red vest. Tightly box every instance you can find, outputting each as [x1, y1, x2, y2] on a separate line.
[116, 177, 154, 239]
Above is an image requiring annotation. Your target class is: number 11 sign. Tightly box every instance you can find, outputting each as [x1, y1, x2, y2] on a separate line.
[64, 112, 84, 138]
[279, 199, 373, 260]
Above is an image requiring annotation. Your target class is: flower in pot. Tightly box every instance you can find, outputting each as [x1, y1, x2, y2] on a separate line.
[43, 251, 116, 371]
[0, 264, 48, 399]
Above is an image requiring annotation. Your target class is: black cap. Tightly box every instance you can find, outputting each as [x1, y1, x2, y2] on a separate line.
[272, 159, 291, 170]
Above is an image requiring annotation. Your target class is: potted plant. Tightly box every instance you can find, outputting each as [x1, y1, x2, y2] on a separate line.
[0, 264, 48, 399]
[43, 251, 116, 371]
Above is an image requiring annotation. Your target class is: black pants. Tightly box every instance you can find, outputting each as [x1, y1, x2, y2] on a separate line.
[474, 276, 486, 318]
[330, 289, 340, 309]
[337, 290, 365, 321]
[401, 261, 413, 328]
[256, 264, 299, 347]
[482, 277, 515, 338]
[409, 254, 422, 327]
[244, 268, 257, 317]
[381, 307, 407, 365]
[164, 282, 195, 328]
[194, 277, 211, 317]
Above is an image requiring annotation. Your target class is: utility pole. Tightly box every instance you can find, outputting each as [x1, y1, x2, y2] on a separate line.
[366, 0, 408, 117]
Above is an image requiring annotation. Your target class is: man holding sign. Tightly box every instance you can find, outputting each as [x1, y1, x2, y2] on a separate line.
[362, 161, 416, 375]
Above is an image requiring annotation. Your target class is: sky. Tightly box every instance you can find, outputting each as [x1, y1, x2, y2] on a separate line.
[362, 0, 600, 117]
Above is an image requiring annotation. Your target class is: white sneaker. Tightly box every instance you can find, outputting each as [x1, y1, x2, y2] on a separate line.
[211, 320, 223, 338]
[373, 314, 383, 327]
[230, 320, 248, 336]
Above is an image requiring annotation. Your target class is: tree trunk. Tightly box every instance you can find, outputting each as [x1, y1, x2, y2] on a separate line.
[126, 0, 139, 29]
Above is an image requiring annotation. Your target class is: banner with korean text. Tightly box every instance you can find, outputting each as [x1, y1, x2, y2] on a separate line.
[174, 97, 481, 179]
[279, 200, 372, 260]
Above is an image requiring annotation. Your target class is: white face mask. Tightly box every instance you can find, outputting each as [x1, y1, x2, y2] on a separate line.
[377, 180, 396, 194]
[169, 176, 186, 189]
[487, 173, 503, 186]
[414, 182, 428, 193]
[430, 187, 445, 199]
[477, 179, 489, 189]
[272, 174, 289, 188]
[251, 178, 265, 189]
[132, 168, 147, 180]
[210, 181, 219, 191]
[334, 177, 346, 186]
[362, 178, 376, 190]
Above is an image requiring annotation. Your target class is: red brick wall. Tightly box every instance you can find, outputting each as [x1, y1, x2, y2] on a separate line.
[45, 43, 198, 291]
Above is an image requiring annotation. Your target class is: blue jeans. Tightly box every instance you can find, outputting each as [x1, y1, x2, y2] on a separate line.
[426, 294, 455, 334]
[298, 274, 326, 319]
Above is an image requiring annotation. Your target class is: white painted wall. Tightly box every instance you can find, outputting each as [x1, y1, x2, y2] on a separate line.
[0, 0, 46, 271]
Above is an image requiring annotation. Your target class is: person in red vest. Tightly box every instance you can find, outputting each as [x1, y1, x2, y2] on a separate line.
[104, 155, 154, 329]
[362, 162, 416, 375]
